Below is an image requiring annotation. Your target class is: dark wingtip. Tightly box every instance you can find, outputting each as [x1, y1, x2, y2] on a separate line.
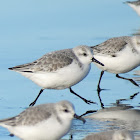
[8, 67, 13, 70]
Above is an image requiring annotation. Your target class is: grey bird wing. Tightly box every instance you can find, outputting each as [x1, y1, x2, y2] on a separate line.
[0, 104, 54, 126]
[9, 49, 74, 73]
[126, 0, 140, 5]
[91, 37, 129, 56]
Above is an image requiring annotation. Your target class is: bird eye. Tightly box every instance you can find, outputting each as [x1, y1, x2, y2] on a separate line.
[83, 53, 87, 56]
[64, 109, 69, 113]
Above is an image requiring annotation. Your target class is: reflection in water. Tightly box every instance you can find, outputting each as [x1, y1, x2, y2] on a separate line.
[134, 70, 140, 76]
[71, 105, 140, 139]
[97, 90, 139, 108]
[134, 70, 140, 82]
[81, 91, 140, 114]
[85, 105, 140, 122]
[83, 130, 134, 140]
[82, 105, 140, 139]
[116, 92, 140, 104]
[84, 92, 140, 122]
[77, 92, 140, 139]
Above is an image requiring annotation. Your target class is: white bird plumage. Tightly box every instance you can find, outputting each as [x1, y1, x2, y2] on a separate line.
[9, 45, 104, 106]
[0, 100, 85, 140]
[91, 36, 140, 91]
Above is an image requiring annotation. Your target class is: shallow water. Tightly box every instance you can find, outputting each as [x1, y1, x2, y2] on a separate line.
[0, 0, 140, 140]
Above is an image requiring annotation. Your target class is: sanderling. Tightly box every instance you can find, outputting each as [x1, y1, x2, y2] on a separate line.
[91, 36, 140, 91]
[125, 0, 140, 16]
[0, 100, 85, 140]
[83, 130, 134, 140]
[9, 45, 104, 106]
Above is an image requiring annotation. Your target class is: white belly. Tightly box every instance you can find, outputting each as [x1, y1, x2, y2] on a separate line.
[19, 62, 91, 89]
[93, 47, 140, 74]
[5, 117, 72, 140]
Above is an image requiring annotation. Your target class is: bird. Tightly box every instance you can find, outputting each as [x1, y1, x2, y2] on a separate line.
[9, 45, 104, 106]
[125, 0, 140, 16]
[0, 100, 85, 140]
[83, 130, 134, 140]
[90, 36, 140, 91]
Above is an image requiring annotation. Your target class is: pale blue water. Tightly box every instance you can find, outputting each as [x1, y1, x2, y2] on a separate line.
[0, 0, 140, 139]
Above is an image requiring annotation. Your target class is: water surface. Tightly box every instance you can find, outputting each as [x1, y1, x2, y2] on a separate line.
[0, 0, 140, 139]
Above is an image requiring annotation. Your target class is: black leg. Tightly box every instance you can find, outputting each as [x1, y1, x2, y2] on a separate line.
[9, 134, 14, 137]
[29, 89, 44, 106]
[116, 74, 139, 87]
[97, 71, 104, 92]
[69, 134, 73, 140]
[116, 92, 139, 105]
[97, 90, 104, 109]
[130, 92, 139, 99]
[80, 110, 97, 117]
[69, 87, 97, 104]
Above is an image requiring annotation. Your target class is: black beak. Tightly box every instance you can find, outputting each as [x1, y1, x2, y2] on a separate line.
[74, 114, 86, 124]
[92, 57, 104, 66]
